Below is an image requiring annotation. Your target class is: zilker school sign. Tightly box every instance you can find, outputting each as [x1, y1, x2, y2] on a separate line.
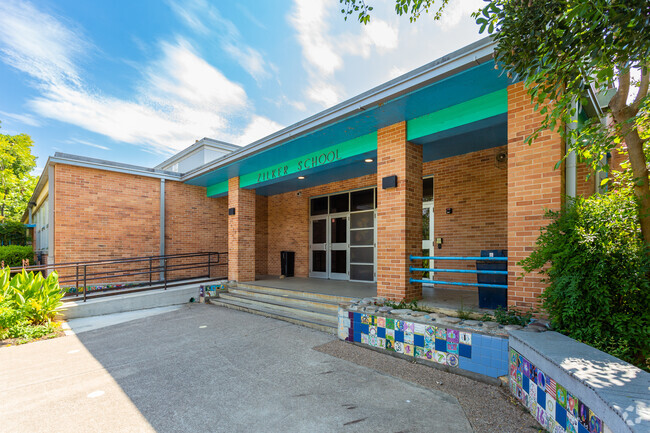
[206, 132, 377, 197]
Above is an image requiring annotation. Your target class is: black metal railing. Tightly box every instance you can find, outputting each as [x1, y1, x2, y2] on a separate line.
[10, 252, 227, 302]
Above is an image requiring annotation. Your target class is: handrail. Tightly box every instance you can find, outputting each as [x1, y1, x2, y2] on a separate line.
[410, 255, 508, 261]
[409, 254, 507, 289]
[8, 252, 228, 302]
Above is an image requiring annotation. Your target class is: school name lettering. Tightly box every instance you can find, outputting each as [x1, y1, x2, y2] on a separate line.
[257, 149, 341, 182]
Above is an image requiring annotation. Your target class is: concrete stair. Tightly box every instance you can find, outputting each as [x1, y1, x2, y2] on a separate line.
[208, 283, 358, 334]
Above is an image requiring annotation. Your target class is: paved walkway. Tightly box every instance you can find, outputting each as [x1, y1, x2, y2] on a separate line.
[1, 304, 473, 433]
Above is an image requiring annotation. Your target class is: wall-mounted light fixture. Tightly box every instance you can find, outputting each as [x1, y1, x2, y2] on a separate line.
[382, 175, 397, 189]
[298, 176, 305, 180]
[228, 208, 236, 215]
[364, 158, 373, 163]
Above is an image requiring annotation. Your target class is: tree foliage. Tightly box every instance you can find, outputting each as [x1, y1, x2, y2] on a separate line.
[0, 122, 37, 222]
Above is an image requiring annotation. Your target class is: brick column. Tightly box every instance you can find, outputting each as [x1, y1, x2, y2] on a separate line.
[228, 177, 256, 282]
[376, 121, 423, 301]
[507, 82, 563, 311]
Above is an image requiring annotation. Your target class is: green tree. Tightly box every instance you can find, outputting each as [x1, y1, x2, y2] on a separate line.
[0, 122, 37, 221]
[340, 0, 650, 244]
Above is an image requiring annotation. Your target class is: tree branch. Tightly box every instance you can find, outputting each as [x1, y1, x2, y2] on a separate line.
[632, 66, 649, 110]
[611, 68, 631, 111]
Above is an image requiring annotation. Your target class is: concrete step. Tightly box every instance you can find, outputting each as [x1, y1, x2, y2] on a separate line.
[234, 283, 356, 304]
[217, 293, 337, 325]
[227, 287, 341, 312]
[210, 297, 336, 334]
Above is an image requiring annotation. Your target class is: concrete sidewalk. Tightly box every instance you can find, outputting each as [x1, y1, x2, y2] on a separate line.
[1, 304, 473, 433]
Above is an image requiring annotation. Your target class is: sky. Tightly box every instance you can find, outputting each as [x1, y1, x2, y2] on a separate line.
[0, 0, 485, 175]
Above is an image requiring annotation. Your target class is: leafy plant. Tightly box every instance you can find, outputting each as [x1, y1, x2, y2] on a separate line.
[481, 306, 533, 327]
[456, 300, 475, 320]
[384, 299, 420, 311]
[0, 222, 30, 246]
[521, 191, 650, 370]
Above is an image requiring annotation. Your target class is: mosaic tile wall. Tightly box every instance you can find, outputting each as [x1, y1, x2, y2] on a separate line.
[509, 349, 609, 433]
[338, 309, 509, 378]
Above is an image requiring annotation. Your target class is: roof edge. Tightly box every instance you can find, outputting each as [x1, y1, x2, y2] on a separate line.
[153, 138, 240, 170]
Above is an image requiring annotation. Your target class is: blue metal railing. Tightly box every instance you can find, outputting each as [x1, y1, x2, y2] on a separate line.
[409, 255, 508, 289]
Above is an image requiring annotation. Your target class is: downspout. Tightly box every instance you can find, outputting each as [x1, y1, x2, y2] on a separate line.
[160, 178, 165, 281]
[565, 100, 579, 198]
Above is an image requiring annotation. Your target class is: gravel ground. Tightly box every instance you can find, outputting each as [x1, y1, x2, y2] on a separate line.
[314, 340, 541, 433]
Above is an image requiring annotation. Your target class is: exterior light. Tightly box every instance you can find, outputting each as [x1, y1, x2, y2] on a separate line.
[298, 176, 305, 180]
[365, 158, 373, 163]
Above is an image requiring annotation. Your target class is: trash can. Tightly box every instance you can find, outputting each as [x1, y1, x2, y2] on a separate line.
[281, 251, 295, 277]
[476, 249, 507, 310]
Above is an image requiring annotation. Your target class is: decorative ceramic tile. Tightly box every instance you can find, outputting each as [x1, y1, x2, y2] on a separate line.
[394, 319, 404, 332]
[567, 394, 579, 418]
[386, 339, 394, 351]
[404, 321, 414, 333]
[341, 318, 351, 328]
[361, 314, 370, 325]
[435, 327, 446, 340]
[369, 334, 377, 347]
[578, 401, 590, 427]
[546, 394, 557, 419]
[530, 364, 539, 384]
[547, 378, 557, 396]
[386, 328, 395, 341]
[556, 383, 568, 409]
[376, 337, 386, 349]
[588, 409, 602, 433]
[404, 332, 414, 345]
[529, 382, 538, 406]
[415, 346, 427, 359]
[394, 341, 404, 354]
[446, 353, 459, 367]
[434, 351, 447, 365]
[369, 325, 377, 337]
[361, 333, 369, 344]
[425, 325, 436, 338]
[459, 331, 472, 345]
[446, 342, 459, 354]
[523, 359, 531, 378]
[446, 329, 459, 343]
[414, 323, 426, 335]
[403, 343, 414, 356]
[386, 318, 395, 330]
[424, 335, 435, 350]
[537, 370, 548, 390]
[338, 325, 348, 340]
[377, 316, 386, 328]
[567, 413, 578, 433]
[535, 405, 548, 429]
[425, 349, 434, 361]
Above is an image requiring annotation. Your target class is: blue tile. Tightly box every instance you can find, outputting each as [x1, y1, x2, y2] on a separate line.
[474, 365, 487, 376]
[353, 332, 361, 342]
[459, 357, 471, 370]
[537, 387, 546, 409]
[491, 357, 504, 368]
[555, 403, 567, 427]
[353, 312, 361, 324]
[361, 323, 369, 334]
[472, 335, 484, 347]
[435, 339, 447, 352]
[496, 366, 508, 377]
[395, 330, 404, 343]
[459, 344, 472, 358]
[522, 375, 529, 393]
[377, 327, 386, 339]
[578, 424, 589, 433]
[414, 334, 424, 347]
[486, 367, 498, 377]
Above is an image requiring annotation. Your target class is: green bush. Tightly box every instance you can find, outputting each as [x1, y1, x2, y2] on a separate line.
[0, 267, 63, 341]
[0, 222, 30, 246]
[0, 245, 33, 267]
[521, 191, 650, 370]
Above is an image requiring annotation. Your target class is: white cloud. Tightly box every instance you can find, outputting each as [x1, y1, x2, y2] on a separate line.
[437, 0, 484, 31]
[0, 1, 282, 155]
[229, 115, 283, 146]
[0, 111, 42, 127]
[167, 0, 273, 82]
[65, 138, 110, 151]
[344, 19, 399, 58]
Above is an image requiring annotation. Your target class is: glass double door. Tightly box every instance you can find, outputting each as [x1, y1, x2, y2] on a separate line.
[310, 210, 376, 281]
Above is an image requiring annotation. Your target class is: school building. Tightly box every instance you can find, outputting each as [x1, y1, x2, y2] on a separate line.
[23, 37, 606, 312]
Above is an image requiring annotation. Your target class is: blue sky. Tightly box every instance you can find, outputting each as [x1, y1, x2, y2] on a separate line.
[0, 0, 484, 174]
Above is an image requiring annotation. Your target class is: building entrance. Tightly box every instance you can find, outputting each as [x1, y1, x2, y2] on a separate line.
[309, 188, 376, 282]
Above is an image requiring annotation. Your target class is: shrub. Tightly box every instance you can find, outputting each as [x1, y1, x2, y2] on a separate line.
[521, 191, 650, 370]
[0, 222, 30, 246]
[0, 245, 33, 267]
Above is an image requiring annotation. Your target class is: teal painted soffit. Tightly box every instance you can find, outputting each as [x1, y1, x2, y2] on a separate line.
[207, 180, 228, 198]
[407, 89, 507, 141]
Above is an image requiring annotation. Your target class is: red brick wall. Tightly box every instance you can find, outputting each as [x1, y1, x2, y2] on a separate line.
[53, 164, 161, 284]
[255, 195, 268, 276]
[507, 82, 563, 311]
[422, 146, 508, 288]
[164, 181, 228, 279]
[376, 122, 423, 301]
[228, 177, 256, 281]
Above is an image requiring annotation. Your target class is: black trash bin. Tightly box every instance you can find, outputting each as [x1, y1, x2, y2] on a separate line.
[476, 249, 507, 310]
[281, 251, 295, 277]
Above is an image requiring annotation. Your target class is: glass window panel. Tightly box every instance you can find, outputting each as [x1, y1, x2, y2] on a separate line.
[330, 217, 347, 243]
[422, 248, 430, 279]
[329, 193, 349, 213]
[331, 250, 347, 274]
[351, 228, 373, 246]
[350, 211, 374, 229]
[350, 264, 373, 281]
[423, 177, 434, 202]
[350, 247, 373, 264]
[312, 250, 326, 272]
[351, 189, 374, 211]
[422, 208, 430, 241]
[310, 197, 328, 216]
[312, 219, 326, 244]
